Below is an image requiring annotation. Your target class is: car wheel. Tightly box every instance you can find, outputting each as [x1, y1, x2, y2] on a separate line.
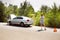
[9, 21, 12, 25]
[20, 22, 24, 27]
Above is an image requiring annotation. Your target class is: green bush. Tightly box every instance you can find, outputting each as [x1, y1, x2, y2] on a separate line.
[33, 12, 41, 26]
[45, 12, 60, 28]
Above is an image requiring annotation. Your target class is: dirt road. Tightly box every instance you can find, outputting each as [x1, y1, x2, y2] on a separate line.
[0, 23, 60, 40]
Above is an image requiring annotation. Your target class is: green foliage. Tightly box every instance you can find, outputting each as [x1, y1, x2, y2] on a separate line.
[0, 1, 6, 22]
[7, 4, 13, 14]
[5, 4, 19, 18]
[27, 5, 34, 17]
[46, 3, 60, 27]
[13, 5, 18, 15]
[33, 11, 41, 26]
[45, 12, 60, 27]
[41, 5, 50, 14]
[19, 1, 28, 16]
[19, 0, 34, 16]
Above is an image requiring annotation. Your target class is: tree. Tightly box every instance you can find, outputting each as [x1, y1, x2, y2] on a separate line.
[0, 1, 6, 22]
[27, 4, 34, 17]
[40, 5, 49, 14]
[51, 3, 58, 15]
[19, 0, 34, 16]
[19, 0, 27, 16]
[58, 6, 60, 13]
[13, 5, 18, 15]
[7, 4, 13, 14]
[5, 4, 14, 19]
[47, 3, 59, 27]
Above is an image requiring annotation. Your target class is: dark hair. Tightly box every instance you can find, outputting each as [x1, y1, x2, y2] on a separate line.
[41, 14, 43, 16]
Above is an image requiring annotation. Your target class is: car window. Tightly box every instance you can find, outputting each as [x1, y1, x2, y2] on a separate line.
[13, 17, 17, 19]
[17, 17, 23, 19]
[13, 17, 23, 19]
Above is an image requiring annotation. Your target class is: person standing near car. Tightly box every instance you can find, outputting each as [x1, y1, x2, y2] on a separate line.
[40, 14, 46, 30]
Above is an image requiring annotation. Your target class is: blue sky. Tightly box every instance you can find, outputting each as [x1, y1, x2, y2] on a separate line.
[1, 0, 60, 12]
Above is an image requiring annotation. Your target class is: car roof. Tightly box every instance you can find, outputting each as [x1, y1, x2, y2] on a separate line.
[16, 16, 27, 18]
[16, 16, 26, 17]
[17, 16, 31, 19]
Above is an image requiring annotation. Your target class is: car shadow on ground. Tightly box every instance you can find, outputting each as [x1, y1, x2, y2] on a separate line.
[7, 24, 32, 28]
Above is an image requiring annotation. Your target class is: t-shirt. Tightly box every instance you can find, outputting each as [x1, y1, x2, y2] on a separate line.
[40, 16, 44, 21]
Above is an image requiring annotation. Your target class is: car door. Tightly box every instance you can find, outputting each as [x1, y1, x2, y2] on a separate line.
[11, 17, 18, 24]
[11, 17, 23, 24]
[16, 17, 23, 24]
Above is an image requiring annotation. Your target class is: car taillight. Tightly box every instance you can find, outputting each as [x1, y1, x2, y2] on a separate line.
[27, 19, 29, 22]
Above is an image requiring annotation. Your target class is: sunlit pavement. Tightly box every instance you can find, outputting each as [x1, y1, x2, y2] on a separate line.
[0, 22, 60, 32]
[0, 23, 60, 40]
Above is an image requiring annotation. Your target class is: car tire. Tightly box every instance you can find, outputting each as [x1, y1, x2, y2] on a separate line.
[9, 21, 12, 25]
[20, 22, 24, 27]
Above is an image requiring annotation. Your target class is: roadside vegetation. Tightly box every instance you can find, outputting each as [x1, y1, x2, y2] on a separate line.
[0, 1, 60, 27]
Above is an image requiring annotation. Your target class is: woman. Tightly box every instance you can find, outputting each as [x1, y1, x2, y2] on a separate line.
[40, 14, 46, 30]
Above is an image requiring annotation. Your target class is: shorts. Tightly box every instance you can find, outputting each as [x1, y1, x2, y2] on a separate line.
[40, 20, 44, 24]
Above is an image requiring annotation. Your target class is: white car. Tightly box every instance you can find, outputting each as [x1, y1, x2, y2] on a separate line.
[8, 16, 33, 26]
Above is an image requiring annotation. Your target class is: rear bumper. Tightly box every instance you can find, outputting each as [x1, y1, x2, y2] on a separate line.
[24, 20, 33, 25]
[24, 23, 33, 25]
